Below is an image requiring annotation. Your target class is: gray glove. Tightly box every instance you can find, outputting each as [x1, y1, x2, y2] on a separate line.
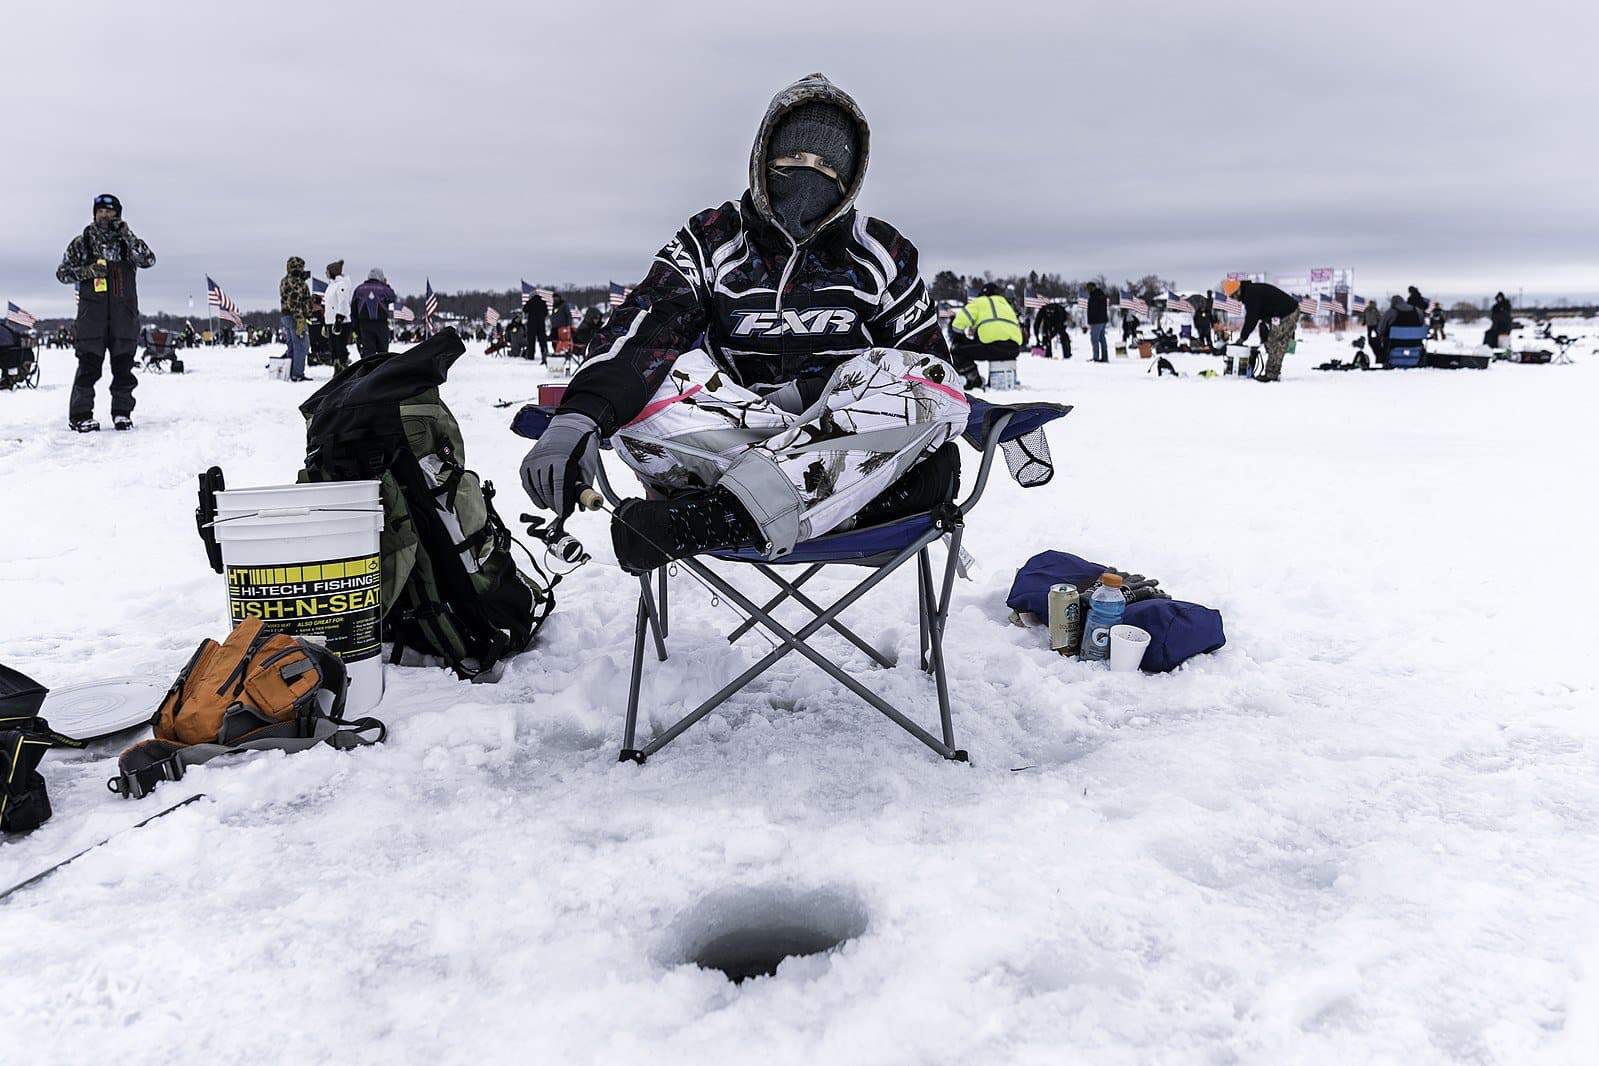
[520, 412, 600, 519]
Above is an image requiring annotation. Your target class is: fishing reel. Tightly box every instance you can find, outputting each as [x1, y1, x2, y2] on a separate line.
[522, 487, 605, 567]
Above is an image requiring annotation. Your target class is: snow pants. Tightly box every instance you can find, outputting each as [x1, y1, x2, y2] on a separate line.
[355, 318, 389, 359]
[1258, 310, 1300, 381]
[611, 348, 969, 557]
[70, 335, 138, 420]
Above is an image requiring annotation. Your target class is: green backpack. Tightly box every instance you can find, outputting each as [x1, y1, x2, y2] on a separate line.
[298, 329, 554, 679]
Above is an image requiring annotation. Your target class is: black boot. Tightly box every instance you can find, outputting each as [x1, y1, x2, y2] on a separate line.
[611, 486, 761, 575]
[851, 443, 962, 528]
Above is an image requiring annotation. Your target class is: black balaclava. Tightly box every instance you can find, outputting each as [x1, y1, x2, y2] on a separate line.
[767, 101, 858, 241]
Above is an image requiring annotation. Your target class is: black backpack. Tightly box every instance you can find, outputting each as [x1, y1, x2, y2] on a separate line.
[296, 329, 555, 680]
[1, 664, 84, 834]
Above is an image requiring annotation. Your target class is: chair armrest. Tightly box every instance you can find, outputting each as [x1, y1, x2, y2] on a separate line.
[957, 410, 1015, 517]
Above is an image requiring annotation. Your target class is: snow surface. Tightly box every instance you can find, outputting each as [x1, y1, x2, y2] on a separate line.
[3, 328, 1598, 1065]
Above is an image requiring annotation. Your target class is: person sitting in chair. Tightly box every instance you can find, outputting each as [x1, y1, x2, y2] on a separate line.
[949, 284, 1022, 385]
[1374, 294, 1423, 366]
[520, 74, 965, 576]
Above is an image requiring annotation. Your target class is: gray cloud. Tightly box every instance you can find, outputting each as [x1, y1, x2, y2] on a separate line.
[4, 0, 1595, 316]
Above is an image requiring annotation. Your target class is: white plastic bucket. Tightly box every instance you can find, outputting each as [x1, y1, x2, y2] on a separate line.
[211, 480, 385, 714]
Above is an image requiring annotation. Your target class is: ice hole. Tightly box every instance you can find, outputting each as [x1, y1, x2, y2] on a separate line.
[664, 885, 868, 984]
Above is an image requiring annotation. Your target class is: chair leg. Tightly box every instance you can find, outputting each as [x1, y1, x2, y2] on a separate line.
[639, 575, 667, 662]
[620, 590, 649, 763]
[927, 532, 964, 754]
[917, 550, 933, 673]
[658, 567, 669, 639]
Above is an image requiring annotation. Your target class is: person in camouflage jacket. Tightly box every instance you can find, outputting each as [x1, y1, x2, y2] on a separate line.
[279, 255, 312, 381]
[56, 193, 156, 430]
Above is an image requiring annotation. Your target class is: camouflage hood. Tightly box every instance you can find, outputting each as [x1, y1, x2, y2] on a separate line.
[748, 73, 870, 245]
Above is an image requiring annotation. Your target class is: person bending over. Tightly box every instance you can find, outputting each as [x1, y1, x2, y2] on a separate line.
[1225, 277, 1300, 382]
[520, 74, 963, 575]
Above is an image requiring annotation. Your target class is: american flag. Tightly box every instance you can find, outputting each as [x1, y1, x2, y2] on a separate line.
[423, 278, 438, 324]
[1076, 296, 1089, 316]
[1165, 291, 1193, 315]
[1023, 293, 1048, 311]
[535, 287, 554, 311]
[393, 304, 415, 323]
[484, 306, 501, 327]
[1319, 295, 1345, 318]
[1118, 293, 1148, 320]
[521, 279, 533, 298]
[205, 276, 243, 327]
[5, 301, 38, 329]
[609, 282, 632, 308]
[311, 276, 327, 295]
[1214, 293, 1244, 318]
[1297, 294, 1320, 317]
[1349, 295, 1369, 315]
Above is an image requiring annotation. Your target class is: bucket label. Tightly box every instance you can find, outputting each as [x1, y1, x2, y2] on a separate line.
[227, 553, 382, 662]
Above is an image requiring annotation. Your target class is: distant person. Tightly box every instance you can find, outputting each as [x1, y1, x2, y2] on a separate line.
[279, 256, 313, 381]
[1428, 302, 1446, 341]
[1224, 277, 1299, 382]
[1121, 307, 1139, 345]
[1374, 295, 1423, 365]
[55, 193, 155, 431]
[1085, 282, 1110, 362]
[1191, 293, 1214, 350]
[323, 260, 353, 369]
[550, 294, 575, 356]
[1033, 300, 1071, 358]
[1485, 292, 1514, 348]
[1361, 296, 1381, 348]
[949, 283, 1022, 387]
[1407, 286, 1429, 315]
[351, 268, 396, 358]
[523, 291, 549, 362]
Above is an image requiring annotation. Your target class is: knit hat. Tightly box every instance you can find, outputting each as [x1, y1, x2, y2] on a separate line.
[368, 268, 386, 283]
[769, 101, 858, 187]
[327, 260, 344, 278]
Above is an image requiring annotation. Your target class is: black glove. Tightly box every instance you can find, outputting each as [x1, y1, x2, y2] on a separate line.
[335, 314, 346, 326]
[520, 412, 600, 519]
[88, 261, 109, 279]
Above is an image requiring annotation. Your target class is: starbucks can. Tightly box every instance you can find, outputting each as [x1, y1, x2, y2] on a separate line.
[1047, 583, 1082, 655]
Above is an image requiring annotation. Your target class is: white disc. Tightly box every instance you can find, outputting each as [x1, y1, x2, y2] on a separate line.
[40, 676, 167, 741]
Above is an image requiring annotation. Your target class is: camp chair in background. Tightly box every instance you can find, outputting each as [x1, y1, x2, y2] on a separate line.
[513, 395, 1070, 764]
[1386, 324, 1427, 369]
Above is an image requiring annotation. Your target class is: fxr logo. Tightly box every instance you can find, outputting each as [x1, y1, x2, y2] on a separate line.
[893, 290, 931, 335]
[730, 307, 858, 337]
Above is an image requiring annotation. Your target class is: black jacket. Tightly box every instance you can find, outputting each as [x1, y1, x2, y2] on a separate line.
[1237, 281, 1298, 344]
[523, 295, 547, 334]
[57, 222, 155, 341]
[1086, 290, 1109, 325]
[1490, 298, 1513, 333]
[1034, 302, 1068, 334]
[559, 75, 944, 436]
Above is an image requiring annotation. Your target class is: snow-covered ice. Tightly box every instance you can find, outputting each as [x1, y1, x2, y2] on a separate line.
[2, 329, 1597, 1064]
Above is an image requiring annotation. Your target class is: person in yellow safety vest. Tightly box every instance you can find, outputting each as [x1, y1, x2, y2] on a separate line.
[948, 283, 1022, 390]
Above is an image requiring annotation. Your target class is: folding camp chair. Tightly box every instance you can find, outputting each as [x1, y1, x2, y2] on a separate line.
[1386, 324, 1426, 368]
[512, 395, 1070, 764]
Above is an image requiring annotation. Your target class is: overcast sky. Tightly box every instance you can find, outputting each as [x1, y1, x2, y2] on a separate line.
[4, 0, 1596, 315]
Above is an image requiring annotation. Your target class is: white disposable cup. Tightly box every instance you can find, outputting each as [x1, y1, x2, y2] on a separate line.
[1109, 624, 1151, 673]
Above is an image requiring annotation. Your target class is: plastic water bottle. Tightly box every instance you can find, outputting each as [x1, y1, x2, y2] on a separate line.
[1077, 573, 1126, 663]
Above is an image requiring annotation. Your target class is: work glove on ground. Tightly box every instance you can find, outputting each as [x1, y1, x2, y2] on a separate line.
[521, 412, 600, 519]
